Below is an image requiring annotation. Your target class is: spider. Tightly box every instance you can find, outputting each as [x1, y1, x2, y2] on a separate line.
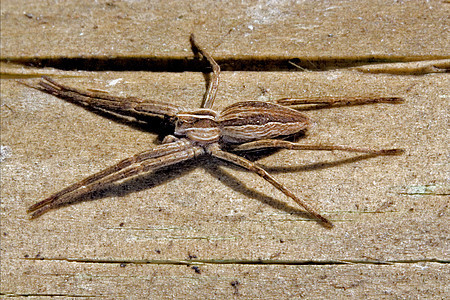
[23, 34, 403, 227]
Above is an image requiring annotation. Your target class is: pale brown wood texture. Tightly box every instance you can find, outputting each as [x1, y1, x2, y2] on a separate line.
[1, 0, 449, 298]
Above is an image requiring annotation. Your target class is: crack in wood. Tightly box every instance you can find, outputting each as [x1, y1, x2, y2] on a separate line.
[2, 56, 448, 72]
[0, 292, 99, 298]
[22, 257, 449, 265]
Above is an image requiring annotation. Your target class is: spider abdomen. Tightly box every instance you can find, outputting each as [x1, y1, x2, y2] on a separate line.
[218, 101, 310, 143]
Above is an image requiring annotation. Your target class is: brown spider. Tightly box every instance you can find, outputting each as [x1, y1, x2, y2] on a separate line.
[23, 34, 403, 227]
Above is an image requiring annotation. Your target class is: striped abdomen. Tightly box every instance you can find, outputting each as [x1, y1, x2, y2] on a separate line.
[218, 101, 310, 143]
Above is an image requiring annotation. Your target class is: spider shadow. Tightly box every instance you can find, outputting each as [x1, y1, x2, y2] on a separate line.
[38, 153, 308, 220]
[36, 146, 386, 227]
[258, 153, 384, 173]
[65, 101, 176, 141]
[202, 160, 314, 220]
[23, 80, 176, 141]
[39, 158, 200, 215]
[203, 152, 386, 223]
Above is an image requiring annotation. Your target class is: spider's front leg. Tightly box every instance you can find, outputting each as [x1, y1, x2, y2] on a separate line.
[20, 76, 184, 120]
[28, 139, 204, 218]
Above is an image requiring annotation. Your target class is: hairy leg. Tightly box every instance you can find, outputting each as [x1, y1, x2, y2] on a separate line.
[28, 139, 203, 218]
[231, 139, 404, 155]
[190, 34, 220, 109]
[274, 96, 403, 107]
[208, 144, 333, 227]
[20, 76, 182, 119]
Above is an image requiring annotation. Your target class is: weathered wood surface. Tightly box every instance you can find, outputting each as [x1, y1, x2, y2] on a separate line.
[1, 0, 449, 298]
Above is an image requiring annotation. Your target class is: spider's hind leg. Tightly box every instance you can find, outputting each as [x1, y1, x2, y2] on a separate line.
[207, 143, 333, 227]
[274, 96, 404, 108]
[231, 139, 404, 155]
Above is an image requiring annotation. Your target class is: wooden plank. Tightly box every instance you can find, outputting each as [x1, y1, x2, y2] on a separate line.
[1, 0, 449, 298]
[2, 259, 449, 298]
[1, 0, 449, 59]
[2, 69, 448, 298]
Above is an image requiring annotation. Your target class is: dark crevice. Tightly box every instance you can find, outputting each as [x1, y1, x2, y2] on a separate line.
[2, 55, 446, 72]
[23, 257, 449, 266]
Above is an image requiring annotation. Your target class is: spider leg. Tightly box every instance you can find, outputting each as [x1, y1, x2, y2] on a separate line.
[21, 76, 183, 119]
[28, 139, 204, 218]
[161, 135, 179, 144]
[275, 96, 403, 107]
[231, 139, 404, 155]
[207, 144, 333, 227]
[190, 34, 220, 109]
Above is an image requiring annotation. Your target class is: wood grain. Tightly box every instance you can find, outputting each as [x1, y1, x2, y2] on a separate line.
[1, 0, 448, 298]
